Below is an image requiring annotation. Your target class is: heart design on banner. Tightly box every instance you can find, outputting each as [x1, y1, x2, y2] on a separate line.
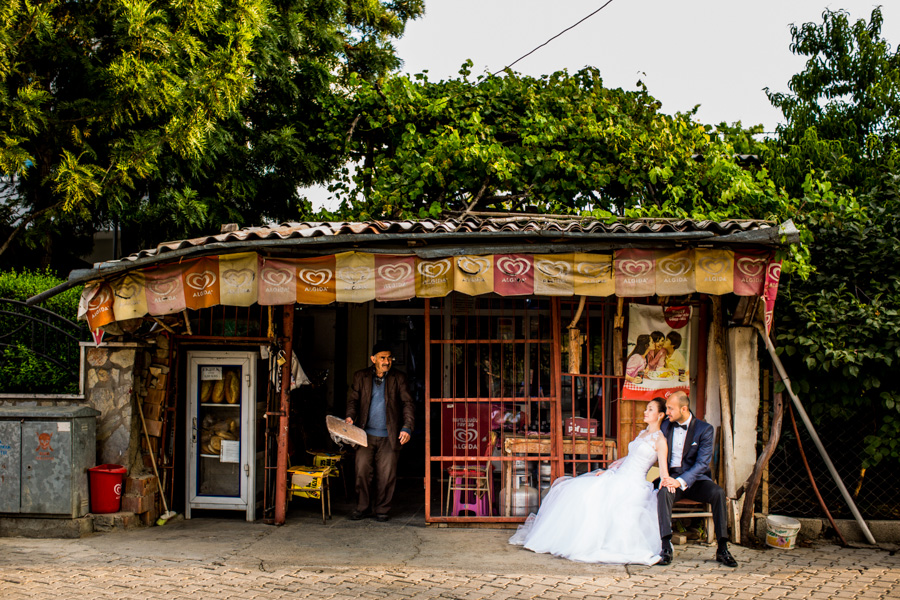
[457, 256, 490, 276]
[577, 262, 610, 279]
[339, 266, 371, 286]
[147, 278, 179, 298]
[698, 257, 728, 275]
[186, 270, 217, 291]
[222, 268, 255, 290]
[767, 262, 782, 281]
[115, 283, 139, 300]
[619, 259, 653, 277]
[298, 268, 333, 287]
[378, 263, 412, 283]
[261, 268, 293, 288]
[88, 288, 112, 310]
[496, 257, 532, 277]
[658, 257, 692, 277]
[454, 429, 477, 444]
[418, 260, 451, 279]
[736, 257, 766, 278]
[536, 260, 570, 279]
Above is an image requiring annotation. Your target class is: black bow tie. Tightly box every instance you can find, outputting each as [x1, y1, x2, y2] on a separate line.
[674, 423, 688, 430]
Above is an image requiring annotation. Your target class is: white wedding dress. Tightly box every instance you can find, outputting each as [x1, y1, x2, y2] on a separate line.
[509, 429, 662, 565]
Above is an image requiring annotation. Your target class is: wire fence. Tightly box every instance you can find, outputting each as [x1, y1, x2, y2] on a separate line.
[762, 405, 900, 521]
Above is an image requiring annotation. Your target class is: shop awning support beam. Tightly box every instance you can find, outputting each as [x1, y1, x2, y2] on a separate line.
[274, 307, 294, 525]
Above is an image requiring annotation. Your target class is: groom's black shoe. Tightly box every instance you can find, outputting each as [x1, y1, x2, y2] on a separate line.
[656, 542, 673, 566]
[715, 548, 738, 567]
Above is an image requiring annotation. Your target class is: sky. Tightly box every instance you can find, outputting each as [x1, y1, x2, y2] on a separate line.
[395, 0, 899, 131]
[307, 1, 899, 209]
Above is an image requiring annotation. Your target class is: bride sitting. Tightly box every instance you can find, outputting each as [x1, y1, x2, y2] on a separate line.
[509, 397, 671, 565]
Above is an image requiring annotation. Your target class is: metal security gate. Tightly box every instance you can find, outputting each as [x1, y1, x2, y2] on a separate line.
[424, 295, 626, 524]
[557, 298, 621, 477]
[425, 295, 558, 523]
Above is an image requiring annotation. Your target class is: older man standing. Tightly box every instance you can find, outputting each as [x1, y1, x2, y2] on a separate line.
[345, 342, 415, 522]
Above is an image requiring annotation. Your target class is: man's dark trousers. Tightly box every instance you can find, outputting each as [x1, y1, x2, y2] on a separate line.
[355, 433, 400, 515]
[657, 467, 728, 539]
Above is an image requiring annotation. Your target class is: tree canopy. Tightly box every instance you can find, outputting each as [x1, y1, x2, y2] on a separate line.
[326, 64, 790, 223]
[0, 0, 423, 269]
[765, 6, 900, 196]
[763, 7, 900, 466]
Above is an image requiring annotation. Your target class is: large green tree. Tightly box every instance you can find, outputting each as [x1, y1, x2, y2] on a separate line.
[326, 64, 790, 222]
[765, 6, 900, 196]
[0, 0, 422, 269]
[0, 0, 271, 265]
[764, 7, 900, 466]
[135, 0, 424, 246]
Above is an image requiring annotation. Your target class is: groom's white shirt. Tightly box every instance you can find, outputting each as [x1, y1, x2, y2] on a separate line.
[669, 415, 692, 489]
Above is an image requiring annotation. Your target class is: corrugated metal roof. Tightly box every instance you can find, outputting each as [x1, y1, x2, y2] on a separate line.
[27, 215, 797, 306]
[113, 216, 782, 264]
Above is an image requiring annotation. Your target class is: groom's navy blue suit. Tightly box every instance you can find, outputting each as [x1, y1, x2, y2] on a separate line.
[657, 414, 728, 542]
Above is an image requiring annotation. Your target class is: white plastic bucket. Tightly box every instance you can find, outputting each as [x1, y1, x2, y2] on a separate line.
[766, 515, 802, 549]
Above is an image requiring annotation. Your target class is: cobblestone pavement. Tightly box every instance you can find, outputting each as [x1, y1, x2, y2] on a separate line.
[1, 516, 898, 600]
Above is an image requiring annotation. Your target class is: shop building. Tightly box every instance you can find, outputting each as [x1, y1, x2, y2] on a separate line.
[30, 215, 798, 526]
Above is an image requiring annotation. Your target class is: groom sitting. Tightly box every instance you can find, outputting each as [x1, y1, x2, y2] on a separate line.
[656, 391, 737, 567]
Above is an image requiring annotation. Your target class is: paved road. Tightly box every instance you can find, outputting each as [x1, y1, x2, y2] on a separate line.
[1, 513, 898, 599]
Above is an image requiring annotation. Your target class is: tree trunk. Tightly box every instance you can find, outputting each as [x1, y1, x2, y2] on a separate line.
[0, 202, 62, 260]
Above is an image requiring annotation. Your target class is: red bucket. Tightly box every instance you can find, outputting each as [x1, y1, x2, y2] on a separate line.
[88, 464, 127, 513]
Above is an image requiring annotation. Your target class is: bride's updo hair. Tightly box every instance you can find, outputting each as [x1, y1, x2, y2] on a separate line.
[648, 397, 666, 415]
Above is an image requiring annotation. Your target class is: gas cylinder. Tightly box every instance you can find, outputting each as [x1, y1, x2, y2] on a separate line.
[499, 474, 538, 516]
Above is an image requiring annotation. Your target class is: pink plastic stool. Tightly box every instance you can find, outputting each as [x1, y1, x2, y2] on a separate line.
[445, 465, 493, 517]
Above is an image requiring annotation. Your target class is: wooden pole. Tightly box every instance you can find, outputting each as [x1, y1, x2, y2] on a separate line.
[761, 369, 770, 515]
[695, 301, 709, 419]
[182, 309, 193, 335]
[737, 369, 783, 543]
[612, 297, 625, 377]
[710, 296, 737, 541]
[566, 296, 586, 374]
[710, 297, 736, 498]
[274, 306, 294, 525]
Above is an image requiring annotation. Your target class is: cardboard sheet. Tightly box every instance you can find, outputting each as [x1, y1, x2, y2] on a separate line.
[326, 415, 367, 447]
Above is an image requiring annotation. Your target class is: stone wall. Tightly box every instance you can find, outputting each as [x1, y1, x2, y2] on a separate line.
[82, 342, 145, 469]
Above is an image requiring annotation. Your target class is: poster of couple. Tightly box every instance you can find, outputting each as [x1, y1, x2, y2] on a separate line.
[623, 305, 691, 400]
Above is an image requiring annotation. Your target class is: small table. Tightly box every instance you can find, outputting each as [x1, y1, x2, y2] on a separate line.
[501, 436, 618, 516]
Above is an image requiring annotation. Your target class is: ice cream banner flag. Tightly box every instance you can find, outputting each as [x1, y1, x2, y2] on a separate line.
[81, 249, 781, 330]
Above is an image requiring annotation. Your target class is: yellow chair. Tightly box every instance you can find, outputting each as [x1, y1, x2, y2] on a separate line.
[307, 450, 348, 496]
[287, 465, 333, 524]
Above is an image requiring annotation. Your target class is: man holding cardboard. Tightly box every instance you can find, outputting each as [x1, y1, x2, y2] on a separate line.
[345, 342, 415, 522]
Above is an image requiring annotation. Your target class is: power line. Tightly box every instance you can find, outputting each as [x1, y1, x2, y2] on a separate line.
[492, 0, 618, 76]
